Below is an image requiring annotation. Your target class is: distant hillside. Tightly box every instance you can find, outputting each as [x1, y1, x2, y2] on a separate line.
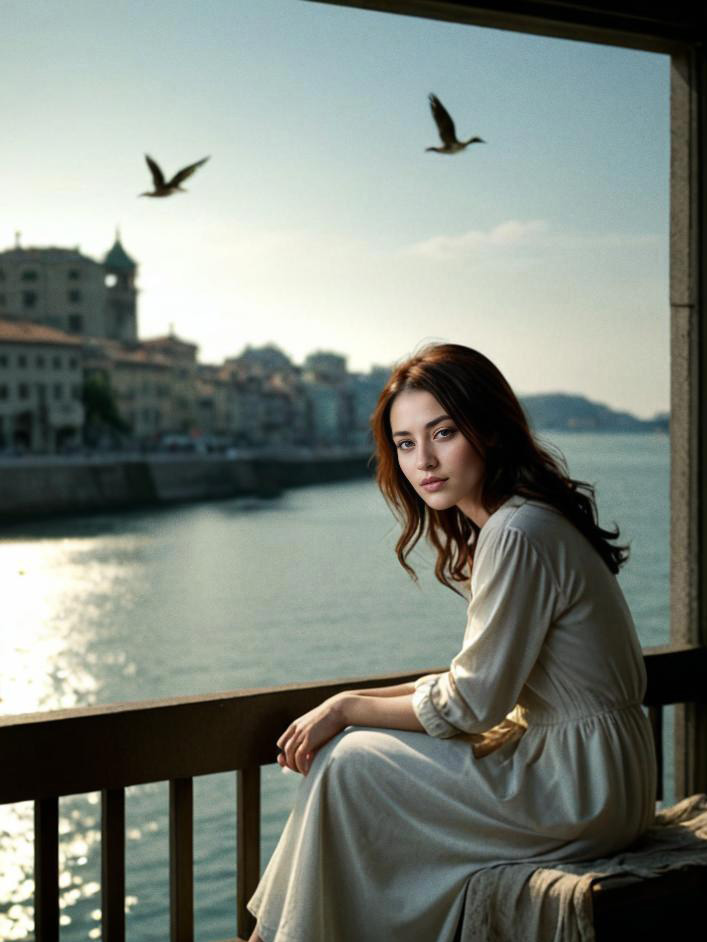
[519, 393, 669, 434]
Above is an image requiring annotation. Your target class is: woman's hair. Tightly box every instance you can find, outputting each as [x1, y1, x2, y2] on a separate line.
[370, 342, 629, 597]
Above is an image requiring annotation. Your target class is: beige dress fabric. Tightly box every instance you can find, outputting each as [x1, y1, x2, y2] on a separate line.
[247, 495, 657, 941]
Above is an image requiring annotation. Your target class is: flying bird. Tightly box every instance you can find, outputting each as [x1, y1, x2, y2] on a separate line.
[139, 154, 210, 197]
[426, 94, 485, 154]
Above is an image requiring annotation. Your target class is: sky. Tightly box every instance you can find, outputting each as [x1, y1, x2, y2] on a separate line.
[1, 0, 670, 418]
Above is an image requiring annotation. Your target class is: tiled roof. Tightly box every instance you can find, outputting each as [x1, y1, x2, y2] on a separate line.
[0, 318, 82, 346]
[0, 246, 85, 261]
[111, 348, 171, 368]
[83, 337, 172, 368]
[142, 335, 198, 350]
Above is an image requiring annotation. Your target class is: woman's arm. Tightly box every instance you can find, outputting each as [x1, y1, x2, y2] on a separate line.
[339, 691, 422, 730]
[277, 690, 423, 775]
[346, 681, 417, 698]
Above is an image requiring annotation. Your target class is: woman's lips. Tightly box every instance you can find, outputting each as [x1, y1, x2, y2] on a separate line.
[421, 478, 447, 492]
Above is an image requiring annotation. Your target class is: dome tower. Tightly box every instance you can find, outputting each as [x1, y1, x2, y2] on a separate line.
[103, 230, 138, 342]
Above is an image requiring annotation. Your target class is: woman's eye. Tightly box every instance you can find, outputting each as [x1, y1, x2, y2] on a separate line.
[435, 427, 454, 439]
[396, 440, 413, 450]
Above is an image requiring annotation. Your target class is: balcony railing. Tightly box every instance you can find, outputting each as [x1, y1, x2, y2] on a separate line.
[1, 644, 706, 942]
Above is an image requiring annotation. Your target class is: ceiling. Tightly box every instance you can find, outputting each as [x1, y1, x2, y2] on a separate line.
[308, 1, 705, 53]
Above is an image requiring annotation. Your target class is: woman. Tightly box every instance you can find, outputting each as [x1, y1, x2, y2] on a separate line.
[245, 342, 657, 942]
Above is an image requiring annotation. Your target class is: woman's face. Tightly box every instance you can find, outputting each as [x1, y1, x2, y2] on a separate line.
[389, 388, 487, 523]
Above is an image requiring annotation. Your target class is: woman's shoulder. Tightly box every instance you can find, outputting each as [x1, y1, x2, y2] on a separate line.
[479, 495, 575, 555]
[487, 494, 564, 530]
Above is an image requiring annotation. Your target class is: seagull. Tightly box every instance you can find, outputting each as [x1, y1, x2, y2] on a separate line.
[426, 94, 485, 154]
[139, 154, 210, 197]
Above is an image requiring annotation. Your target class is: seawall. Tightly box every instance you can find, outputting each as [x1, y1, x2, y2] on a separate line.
[0, 451, 375, 522]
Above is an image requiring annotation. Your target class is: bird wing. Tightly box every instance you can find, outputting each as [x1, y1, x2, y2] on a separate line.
[428, 94, 457, 146]
[145, 154, 165, 188]
[168, 156, 210, 188]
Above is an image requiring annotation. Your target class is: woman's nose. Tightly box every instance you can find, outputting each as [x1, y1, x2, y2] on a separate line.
[417, 446, 437, 470]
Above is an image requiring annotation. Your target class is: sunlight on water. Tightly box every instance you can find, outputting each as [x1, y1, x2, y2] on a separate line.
[0, 803, 34, 940]
[0, 534, 152, 716]
[0, 534, 153, 942]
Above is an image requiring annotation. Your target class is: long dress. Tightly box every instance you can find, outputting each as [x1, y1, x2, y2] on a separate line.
[247, 495, 657, 941]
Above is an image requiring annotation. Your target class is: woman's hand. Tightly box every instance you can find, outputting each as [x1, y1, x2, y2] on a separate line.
[276, 694, 348, 775]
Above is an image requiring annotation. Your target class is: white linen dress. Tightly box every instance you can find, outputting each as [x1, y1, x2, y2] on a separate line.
[247, 495, 657, 941]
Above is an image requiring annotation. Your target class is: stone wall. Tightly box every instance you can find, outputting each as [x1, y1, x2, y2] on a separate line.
[0, 452, 374, 521]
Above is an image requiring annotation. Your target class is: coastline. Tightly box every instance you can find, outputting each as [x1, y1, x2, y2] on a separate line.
[0, 449, 375, 523]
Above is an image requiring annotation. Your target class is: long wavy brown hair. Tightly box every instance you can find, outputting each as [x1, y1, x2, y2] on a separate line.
[369, 342, 629, 597]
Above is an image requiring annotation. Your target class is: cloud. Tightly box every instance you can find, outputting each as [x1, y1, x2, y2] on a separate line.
[403, 219, 662, 261]
[405, 219, 549, 260]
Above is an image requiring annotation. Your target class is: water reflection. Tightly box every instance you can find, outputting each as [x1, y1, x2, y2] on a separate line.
[0, 533, 155, 716]
[0, 527, 154, 942]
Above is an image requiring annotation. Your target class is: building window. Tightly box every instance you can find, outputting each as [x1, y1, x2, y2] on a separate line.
[53, 384, 63, 400]
[105, 273, 118, 288]
[68, 269, 80, 281]
[0, 354, 7, 367]
[52, 355, 62, 369]
[36, 354, 45, 368]
[0, 385, 8, 400]
[72, 384, 82, 400]
[18, 354, 27, 368]
[18, 383, 30, 400]
[0, 269, 5, 281]
[22, 290, 37, 309]
[21, 270, 38, 282]
[68, 315, 83, 333]
[67, 289, 81, 304]
[69, 356, 79, 370]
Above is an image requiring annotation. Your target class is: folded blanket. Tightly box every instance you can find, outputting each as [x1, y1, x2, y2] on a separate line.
[460, 793, 707, 942]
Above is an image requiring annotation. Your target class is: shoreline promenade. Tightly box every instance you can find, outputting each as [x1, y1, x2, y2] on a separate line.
[0, 448, 374, 522]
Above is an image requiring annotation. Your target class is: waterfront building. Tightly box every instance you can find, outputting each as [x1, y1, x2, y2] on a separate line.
[139, 334, 199, 436]
[262, 384, 298, 447]
[83, 332, 200, 445]
[226, 343, 296, 378]
[140, 333, 198, 366]
[266, 371, 311, 446]
[0, 317, 84, 452]
[103, 236, 138, 342]
[194, 364, 229, 443]
[348, 366, 390, 447]
[95, 341, 172, 443]
[302, 350, 348, 385]
[226, 373, 270, 447]
[303, 380, 341, 446]
[0, 233, 138, 343]
[0, 235, 383, 453]
[221, 348, 310, 448]
[300, 350, 352, 445]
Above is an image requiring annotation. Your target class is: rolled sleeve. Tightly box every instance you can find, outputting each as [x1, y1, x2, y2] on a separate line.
[412, 675, 459, 738]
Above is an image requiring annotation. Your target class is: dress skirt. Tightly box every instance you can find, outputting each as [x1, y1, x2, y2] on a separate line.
[247, 703, 655, 942]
